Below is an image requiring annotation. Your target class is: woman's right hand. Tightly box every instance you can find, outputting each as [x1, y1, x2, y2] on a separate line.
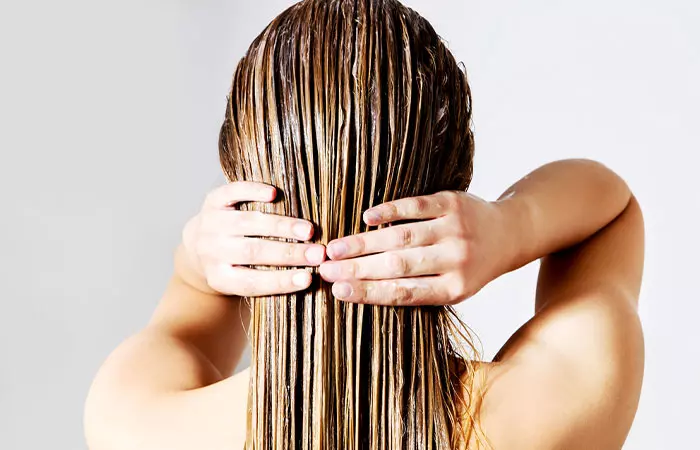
[178, 181, 326, 296]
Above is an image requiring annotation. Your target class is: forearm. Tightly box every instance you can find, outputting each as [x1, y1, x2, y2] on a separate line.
[147, 243, 251, 377]
[495, 159, 632, 273]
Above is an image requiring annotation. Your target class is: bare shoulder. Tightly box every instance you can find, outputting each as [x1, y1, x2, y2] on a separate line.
[461, 197, 646, 449]
[464, 298, 644, 450]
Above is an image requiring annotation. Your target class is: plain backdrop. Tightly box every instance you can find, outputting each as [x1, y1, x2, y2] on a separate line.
[1, 0, 698, 448]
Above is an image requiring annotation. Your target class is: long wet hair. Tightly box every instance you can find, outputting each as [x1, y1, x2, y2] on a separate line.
[218, 0, 484, 448]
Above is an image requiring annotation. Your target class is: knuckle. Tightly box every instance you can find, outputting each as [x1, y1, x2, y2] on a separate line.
[353, 236, 366, 254]
[408, 197, 428, 215]
[442, 190, 461, 209]
[430, 193, 447, 213]
[205, 186, 228, 208]
[230, 269, 256, 295]
[452, 239, 470, 264]
[393, 226, 414, 248]
[234, 216, 250, 232]
[385, 203, 399, 219]
[447, 276, 468, 303]
[194, 236, 210, 258]
[345, 235, 365, 255]
[454, 227, 469, 242]
[447, 272, 478, 304]
[347, 261, 360, 278]
[386, 252, 409, 277]
[237, 239, 257, 261]
[275, 216, 291, 237]
[449, 218, 470, 240]
[234, 219, 250, 235]
[392, 284, 414, 305]
[249, 210, 266, 223]
[422, 221, 438, 243]
[237, 211, 261, 232]
[204, 190, 217, 206]
[198, 213, 212, 232]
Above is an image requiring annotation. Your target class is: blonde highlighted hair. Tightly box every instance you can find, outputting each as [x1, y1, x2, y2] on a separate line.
[219, 0, 485, 448]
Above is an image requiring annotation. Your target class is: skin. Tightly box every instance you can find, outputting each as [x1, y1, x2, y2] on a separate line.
[84, 158, 644, 450]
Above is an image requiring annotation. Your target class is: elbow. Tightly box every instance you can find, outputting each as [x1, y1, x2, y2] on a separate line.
[574, 158, 633, 219]
[84, 360, 134, 450]
[83, 373, 146, 450]
[83, 377, 115, 450]
[83, 335, 150, 450]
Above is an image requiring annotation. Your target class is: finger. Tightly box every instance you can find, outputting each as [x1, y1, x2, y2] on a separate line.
[204, 181, 277, 209]
[199, 235, 326, 266]
[363, 191, 461, 225]
[326, 218, 447, 260]
[201, 209, 315, 241]
[329, 274, 461, 306]
[205, 264, 312, 296]
[320, 243, 464, 281]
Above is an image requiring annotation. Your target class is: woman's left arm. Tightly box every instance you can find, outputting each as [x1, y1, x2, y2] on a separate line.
[84, 181, 326, 449]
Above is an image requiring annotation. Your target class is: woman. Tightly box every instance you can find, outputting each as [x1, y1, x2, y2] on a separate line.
[84, 0, 644, 448]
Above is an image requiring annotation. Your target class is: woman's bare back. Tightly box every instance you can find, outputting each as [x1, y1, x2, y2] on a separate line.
[84, 161, 644, 449]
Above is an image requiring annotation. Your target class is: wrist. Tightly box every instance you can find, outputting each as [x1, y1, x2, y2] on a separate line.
[173, 243, 220, 295]
[492, 194, 536, 275]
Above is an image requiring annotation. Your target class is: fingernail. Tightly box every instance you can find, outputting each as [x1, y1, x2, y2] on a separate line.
[293, 222, 312, 239]
[305, 245, 325, 264]
[293, 271, 311, 287]
[363, 209, 381, 224]
[327, 240, 348, 259]
[319, 263, 340, 281]
[332, 282, 353, 299]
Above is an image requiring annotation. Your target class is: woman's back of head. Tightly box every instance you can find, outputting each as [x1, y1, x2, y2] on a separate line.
[218, 0, 481, 448]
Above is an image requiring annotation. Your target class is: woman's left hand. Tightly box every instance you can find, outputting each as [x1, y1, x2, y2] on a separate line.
[318, 190, 516, 306]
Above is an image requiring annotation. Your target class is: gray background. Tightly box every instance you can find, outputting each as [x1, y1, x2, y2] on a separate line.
[1, 0, 698, 448]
